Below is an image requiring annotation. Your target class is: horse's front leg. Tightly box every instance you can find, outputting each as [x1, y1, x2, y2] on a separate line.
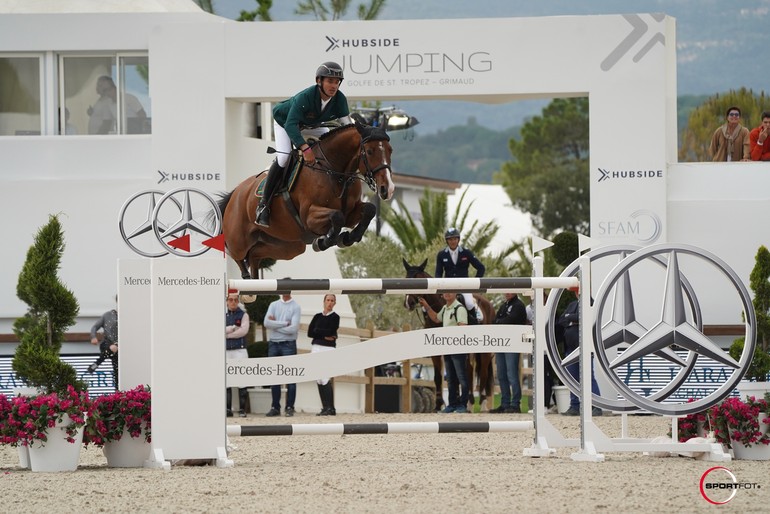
[338, 202, 376, 248]
[311, 210, 345, 252]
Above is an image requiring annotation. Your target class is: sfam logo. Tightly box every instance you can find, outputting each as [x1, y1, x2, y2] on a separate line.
[595, 209, 662, 243]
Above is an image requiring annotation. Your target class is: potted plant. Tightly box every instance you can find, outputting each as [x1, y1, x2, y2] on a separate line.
[710, 393, 770, 460]
[83, 385, 152, 467]
[732, 245, 770, 398]
[4, 386, 90, 471]
[6, 216, 88, 471]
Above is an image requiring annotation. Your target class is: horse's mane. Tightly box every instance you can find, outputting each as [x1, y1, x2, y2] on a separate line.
[317, 122, 390, 143]
[317, 123, 357, 141]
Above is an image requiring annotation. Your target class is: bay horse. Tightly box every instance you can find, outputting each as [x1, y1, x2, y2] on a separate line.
[402, 258, 496, 411]
[217, 123, 394, 280]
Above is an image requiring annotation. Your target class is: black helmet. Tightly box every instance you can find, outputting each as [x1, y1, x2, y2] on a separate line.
[444, 227, 461, 240]
[316, 61, 344, 81]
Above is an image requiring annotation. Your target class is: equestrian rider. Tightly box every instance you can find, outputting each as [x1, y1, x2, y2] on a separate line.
[256, 62, 352, 227]
[435, 228, 486, 278]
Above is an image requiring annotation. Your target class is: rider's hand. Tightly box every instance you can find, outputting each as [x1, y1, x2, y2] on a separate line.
[302, 146, 316, 164]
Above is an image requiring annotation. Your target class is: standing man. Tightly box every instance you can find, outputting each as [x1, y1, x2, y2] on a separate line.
[419, 292, 471, 413]
[263, 284, 302, 417]
[708, 106, 750, 162]
[489, 293, 528, 414]
[435, 228, 485, 279]
[225, 290, 250, 418]
[749, 110, 770, 161]
[557, 288, 602, 416]
[88, 296, 119, 389]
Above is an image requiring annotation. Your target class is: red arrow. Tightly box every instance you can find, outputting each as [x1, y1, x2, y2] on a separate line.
[167, 234, 190, 252]
[202, 234, 226, 255]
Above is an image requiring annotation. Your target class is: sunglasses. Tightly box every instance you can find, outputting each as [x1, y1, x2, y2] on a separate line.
[728, 112, 741, 117]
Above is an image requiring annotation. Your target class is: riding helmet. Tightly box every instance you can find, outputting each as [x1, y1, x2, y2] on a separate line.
[444, 228, 461, 240]
[316, 62, 344, 81]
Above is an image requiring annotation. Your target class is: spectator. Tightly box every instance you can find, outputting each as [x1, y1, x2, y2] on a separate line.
[308, 294, 340, 416]
[489, 293, 528, 414]
[528, 293, 558, 412]
[263, 285, 302, 417]
[557, 289, 602, 416]
[419, 292, 470, 414]
[88, 296, 119, 389]
[435, 227, 485, 278]
[708, 106, 750, 162]
[749, 110, 770, 161]
[225, 290, 250, 418]
[87, 75, 146, 135]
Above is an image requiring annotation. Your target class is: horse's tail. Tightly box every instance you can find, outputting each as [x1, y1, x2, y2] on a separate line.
[205, 190, 233, 232]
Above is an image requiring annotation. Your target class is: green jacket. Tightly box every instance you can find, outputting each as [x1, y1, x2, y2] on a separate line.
[272, 84, 350, 148]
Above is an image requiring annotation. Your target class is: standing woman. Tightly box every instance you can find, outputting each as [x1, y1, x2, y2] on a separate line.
[308, 294, 340, 416]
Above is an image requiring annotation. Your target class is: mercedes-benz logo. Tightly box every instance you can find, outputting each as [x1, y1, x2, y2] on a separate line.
[592, 244, 756, 416]
[118, 188, 222, 258]
[545, 245, 702, 412]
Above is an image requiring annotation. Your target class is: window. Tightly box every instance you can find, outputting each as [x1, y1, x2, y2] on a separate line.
[60, 54, 151, 135]
[0, 56, 42, 136]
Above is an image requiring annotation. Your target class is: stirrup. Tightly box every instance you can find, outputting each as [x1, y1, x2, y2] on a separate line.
[255, 204, 270, 227]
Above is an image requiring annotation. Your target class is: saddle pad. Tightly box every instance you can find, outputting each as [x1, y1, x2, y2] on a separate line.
[255, 158, 303, 198]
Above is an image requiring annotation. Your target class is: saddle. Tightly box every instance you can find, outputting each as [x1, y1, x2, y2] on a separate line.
[255, 154, 303, 199]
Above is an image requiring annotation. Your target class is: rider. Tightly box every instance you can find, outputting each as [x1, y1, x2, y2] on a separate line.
[435, 227, 486, 321]
[435, 228, 486, 278]
[256, 61, 353, 227]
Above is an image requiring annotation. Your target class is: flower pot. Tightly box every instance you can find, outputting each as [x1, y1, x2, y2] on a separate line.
[553, 385, 571, 414]
[27, 414, 84, 472]
[103, 429, 151, 467]
[731, 441, 770, 460]
[730, 411, 770, 460]
[735, 381, 770, 402]
[17, 445, 30, 469]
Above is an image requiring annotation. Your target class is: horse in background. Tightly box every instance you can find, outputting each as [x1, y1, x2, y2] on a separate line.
[402, 258, 496, 411]
[217, 122, 394, 280]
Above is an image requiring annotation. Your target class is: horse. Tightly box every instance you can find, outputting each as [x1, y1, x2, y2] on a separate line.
[402, 258, 496, 411]
[217, 122, 395, 280]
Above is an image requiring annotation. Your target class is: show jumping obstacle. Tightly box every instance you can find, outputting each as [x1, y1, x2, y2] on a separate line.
[226, 421, 532, 437]
[143, 246, 741, 469]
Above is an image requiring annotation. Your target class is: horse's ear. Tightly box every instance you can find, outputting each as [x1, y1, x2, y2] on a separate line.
[419, 259, 427, 270]
[402, 257, 410, 271]
[350, 112, 368, 127]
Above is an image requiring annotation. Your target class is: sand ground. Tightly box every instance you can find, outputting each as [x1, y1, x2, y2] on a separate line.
[1, 411, 768, 513]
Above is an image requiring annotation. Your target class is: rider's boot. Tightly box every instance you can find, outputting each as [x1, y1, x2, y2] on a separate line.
[255, 160, 283, 227]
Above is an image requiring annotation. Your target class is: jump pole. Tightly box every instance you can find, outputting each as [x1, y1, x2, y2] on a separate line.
[227, 421, 533, 437]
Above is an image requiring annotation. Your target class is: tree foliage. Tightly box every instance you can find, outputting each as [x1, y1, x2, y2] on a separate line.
[13, 215, 85, 394]
[679, 88, 769, 162]
[237, 0, 274, 21]
[295, 0, 386, 20]
[495, 97, 589, 238]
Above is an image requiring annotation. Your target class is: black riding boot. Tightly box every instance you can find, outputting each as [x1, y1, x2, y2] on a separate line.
[226, 388, 233, 417]
[238, 388, 249, 417]
[255, 160, 284, 227]
[316, 383, 328, 416]
[320, 382, 335, 416]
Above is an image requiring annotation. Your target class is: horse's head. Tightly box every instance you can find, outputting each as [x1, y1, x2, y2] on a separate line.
[356, 122, 395, 201]
[402, 258, 443, 327]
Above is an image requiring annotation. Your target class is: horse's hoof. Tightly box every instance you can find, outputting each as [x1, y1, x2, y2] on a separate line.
[240, 294, 257, 303]
[312, 239, 324, 252]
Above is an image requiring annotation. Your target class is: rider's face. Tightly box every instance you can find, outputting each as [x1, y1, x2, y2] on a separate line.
[318, 77, 342, 99]
[446, 236, 460, 250]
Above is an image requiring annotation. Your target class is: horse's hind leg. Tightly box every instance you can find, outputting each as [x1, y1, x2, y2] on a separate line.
[431, 355, 444, 411]
[479, 354, 494, 411]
